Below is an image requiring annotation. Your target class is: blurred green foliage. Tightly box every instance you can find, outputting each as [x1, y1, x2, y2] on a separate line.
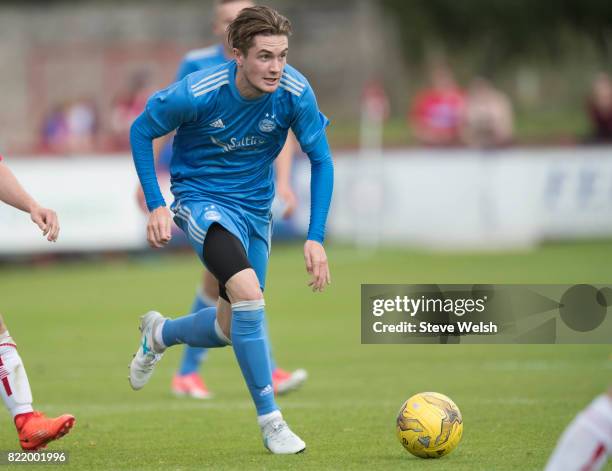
[381, 0, 612, 68]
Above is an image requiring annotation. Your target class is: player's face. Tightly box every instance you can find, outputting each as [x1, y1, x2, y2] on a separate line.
[235, 34, 288, 98]
[213, 1, 253, 40]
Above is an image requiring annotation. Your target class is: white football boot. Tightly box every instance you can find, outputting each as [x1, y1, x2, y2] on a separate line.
[129, 311, 166, 390]
[261, 417, 306, 454]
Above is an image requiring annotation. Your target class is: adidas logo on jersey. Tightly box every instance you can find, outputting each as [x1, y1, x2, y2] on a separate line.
[209, 119, 225, 129]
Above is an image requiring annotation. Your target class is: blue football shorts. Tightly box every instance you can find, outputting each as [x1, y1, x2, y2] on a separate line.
[171, 199, 272, 290]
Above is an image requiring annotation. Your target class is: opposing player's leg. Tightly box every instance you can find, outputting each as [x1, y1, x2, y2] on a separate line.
[247, 233, 308, 396]
[544, 390, 612, 471]
[204, 224, 305, 454]
[0, 314, 75, 450]
[171, 271, 217, 399]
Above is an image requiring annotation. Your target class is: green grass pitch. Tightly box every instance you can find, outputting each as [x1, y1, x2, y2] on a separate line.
[0, 242, 610, 470]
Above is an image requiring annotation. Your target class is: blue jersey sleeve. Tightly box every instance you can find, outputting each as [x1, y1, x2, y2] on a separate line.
[130, 80, 198, 211]
[144, 80, 198, 135]
[290, 87, 333, 243]
[305, 134, 334, 243]
[291, 86, 330, 154]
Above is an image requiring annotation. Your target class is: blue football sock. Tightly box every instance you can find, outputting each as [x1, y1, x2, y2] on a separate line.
[231, 300, 277, 416]
[178, 293, 212, 375]
[262, 315, 277, 372]
[162, 307, 230, 349]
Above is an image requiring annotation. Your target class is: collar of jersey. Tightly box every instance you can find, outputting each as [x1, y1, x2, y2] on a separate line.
[228, 60, 272, 106]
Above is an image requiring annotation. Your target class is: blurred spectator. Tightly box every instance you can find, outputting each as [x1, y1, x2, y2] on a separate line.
[40, 104, 69, 153]
[65, 98, 98, 153]
[586, 72, 612, 144]
[461, 77, 514, 149]
[110, 71, 153, 150]
[409, 63, 465, 146]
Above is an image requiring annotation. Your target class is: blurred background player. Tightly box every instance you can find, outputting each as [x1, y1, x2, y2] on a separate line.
[545, 388, 612, 471]
[129, 6, 333, 453]
[144, 0, 306, 400]
[409, 61, 465, 147]
[460, 76, 514, 149]
[0, 155, 75, 450]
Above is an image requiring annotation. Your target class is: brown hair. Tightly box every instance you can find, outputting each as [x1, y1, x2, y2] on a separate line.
[227, 5, 292, 55]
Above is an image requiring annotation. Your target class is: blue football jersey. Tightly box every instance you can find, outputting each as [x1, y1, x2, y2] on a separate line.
[175, 43, 228, 82]
[142, 60, 329, 215]
[158, 44, 229, 169]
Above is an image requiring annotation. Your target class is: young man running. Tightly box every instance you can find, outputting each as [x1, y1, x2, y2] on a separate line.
[129, 6, 332, 453]
[163, 0, 305, 400]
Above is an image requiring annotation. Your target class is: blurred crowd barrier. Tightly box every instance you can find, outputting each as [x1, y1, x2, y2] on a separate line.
[326, 147, 612, 250]
[1, 147, 611, 257]
[0, 157, 146, 255]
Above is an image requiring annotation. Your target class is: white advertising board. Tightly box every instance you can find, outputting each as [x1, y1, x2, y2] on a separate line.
[1, 148, 611, 254]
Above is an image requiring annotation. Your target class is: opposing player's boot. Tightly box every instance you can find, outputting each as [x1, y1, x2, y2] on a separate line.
[261, 417, 306, 454]
[171, 373, 212, 399]
[273, 368, 308, 396]
[129, 311, 166, 390]
[15, 411, 75, 451]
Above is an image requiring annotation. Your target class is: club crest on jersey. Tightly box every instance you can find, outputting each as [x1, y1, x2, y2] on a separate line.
[258, 113, 276, 133]
[204, 210, 221, 221]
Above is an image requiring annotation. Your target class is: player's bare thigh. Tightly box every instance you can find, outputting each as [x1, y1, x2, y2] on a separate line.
[202, 270, 220, 301]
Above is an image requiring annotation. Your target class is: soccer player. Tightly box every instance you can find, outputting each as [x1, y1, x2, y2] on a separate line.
[129, 6, 332, 453]
[0, 156, 75, 450]
[164, 0, 305, 400]
[544, 389, 612, 471]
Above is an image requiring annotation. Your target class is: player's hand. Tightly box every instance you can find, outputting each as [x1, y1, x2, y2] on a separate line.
[276, 183, 297, 219]
[30, 205, 60, 242]
[135, 186, 147, 214]
[147, 206, 172, 249]
[304, 240, 331, 292]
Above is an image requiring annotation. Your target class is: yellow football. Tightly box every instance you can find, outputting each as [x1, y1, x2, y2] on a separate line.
[396, 392, 463, 458]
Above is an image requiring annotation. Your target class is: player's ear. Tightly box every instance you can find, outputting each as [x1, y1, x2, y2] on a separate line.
[234, 48, 243, 66]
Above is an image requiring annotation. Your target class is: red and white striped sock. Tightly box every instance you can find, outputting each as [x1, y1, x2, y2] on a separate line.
[0, 332, 33, 419]
[545, 394, 612, 471]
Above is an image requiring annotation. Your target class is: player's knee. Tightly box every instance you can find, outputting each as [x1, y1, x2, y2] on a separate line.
[233, 285, 263, 303]
[226, 271, 263, 303]
[228, 288, 263, 304]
